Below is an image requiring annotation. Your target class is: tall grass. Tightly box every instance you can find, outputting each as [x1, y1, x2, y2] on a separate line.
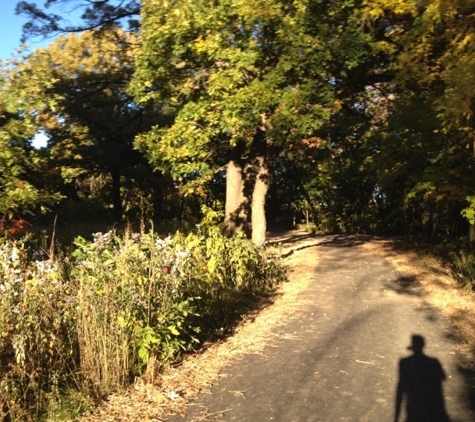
[0, 227, 286, 420]
[0, 241, 78, 420]
[449, 249, 475, 290]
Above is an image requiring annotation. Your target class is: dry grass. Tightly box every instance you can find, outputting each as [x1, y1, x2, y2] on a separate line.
[76, 296, 132, 397]
[361, 239, 475, 363]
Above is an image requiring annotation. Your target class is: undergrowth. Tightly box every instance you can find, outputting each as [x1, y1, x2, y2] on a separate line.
[0, 227, 286, 421]
[449, 249, 475, 291]
[384, 236, 475, 292]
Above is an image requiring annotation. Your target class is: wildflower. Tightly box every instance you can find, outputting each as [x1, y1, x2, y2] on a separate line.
[155, 235, 172, 250]
[35, 259, 57, 274]
[131, 233, 142, 242]
[10, 247, 20, 263]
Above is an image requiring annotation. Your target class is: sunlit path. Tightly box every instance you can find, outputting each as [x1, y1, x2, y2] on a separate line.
[171, 236, 475, 421]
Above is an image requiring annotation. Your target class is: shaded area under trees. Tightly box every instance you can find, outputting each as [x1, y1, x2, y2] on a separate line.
[1, 0, 474, 245]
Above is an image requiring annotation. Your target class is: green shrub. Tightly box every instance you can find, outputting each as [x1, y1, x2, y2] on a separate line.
[0, 228, 286, 419]
[71, 231, 200, 395]
[0, 239, 77, 421]
[71, 227, 286, 394]
[449, 249, 475, 290]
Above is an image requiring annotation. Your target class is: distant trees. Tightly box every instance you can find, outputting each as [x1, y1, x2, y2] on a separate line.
[1, 26, 184, 231]
[0, 64, 62, 230]
[2, 0, 474, 243]
[361, 0, 475, 240]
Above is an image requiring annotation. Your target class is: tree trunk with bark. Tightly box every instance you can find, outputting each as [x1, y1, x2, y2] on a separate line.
[224, 130, 270, 246]
[251, 155, 269, 247]
[224, 145, 251, 238]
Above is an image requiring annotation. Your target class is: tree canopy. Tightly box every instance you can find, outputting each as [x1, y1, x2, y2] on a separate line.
[0, 61, 63, 228]
[1, 0, 473, 244]
[130, 0, 377, 244]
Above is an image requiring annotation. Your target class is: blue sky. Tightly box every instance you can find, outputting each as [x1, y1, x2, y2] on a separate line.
[0, 2, 78, 61]
[0, 3, 48, 147]
[0, 2, 33, 60]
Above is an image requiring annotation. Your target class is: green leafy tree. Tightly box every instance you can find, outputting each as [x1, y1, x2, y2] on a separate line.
[9, 27, 167, 223]
[131, 0, 377, 245]
[362, 0, 475, 240]
[0, 66, 62, 231]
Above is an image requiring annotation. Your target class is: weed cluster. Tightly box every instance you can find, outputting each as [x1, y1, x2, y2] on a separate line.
[0, 227, 286, 420]
[449, 249, 475, 291]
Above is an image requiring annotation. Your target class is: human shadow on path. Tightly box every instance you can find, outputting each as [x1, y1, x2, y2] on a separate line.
[395, 334, 450, 422]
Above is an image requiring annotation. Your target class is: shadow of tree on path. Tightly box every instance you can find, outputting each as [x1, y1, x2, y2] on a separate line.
[385, 275, 424, 297]
[266, 230, 317, 247]
[318, 235, 370, 248]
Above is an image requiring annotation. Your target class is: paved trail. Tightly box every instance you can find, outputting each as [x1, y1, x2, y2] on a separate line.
[170, 236, 475, 421]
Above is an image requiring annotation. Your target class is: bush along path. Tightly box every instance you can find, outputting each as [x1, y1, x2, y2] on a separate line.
[167, 234, 475, 422]
[0, 227, 286, 421]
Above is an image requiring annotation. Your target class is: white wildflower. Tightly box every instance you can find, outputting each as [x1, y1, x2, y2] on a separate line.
[10, 247, 20, 263]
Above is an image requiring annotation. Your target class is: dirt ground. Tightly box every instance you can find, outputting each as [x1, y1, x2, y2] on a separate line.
[361, 237, 475, 363]
[81, 231, 475, 421]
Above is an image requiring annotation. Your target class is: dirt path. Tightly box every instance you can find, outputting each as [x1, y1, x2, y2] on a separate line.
[168, 234, 475, 421]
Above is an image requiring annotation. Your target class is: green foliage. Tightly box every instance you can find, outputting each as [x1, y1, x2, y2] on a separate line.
[71, 231, 200, 394]
[462, 196, 475, 226]
[0, 228, 286, 419]
[3, 0, 473, 245]
[131, 0, 339, 183]
[449, 249, 475, 291]
[0, 239, 77, 421]
[0, 73, 63, 221]
[360, 0, 475, 239]
[2, 26, 169, 226]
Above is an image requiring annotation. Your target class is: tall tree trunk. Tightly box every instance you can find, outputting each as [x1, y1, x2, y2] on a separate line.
[224, 144, 251, 237]
[224, 158, 243, 235]
[224, 130, 270, 245]
[251, 155, 269, 246]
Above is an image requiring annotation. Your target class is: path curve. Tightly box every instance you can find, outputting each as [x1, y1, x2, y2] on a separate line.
[170, 235, 475, 421]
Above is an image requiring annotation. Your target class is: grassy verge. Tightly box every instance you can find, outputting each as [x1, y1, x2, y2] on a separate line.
[0, 227, 286, 421]
[81, 230, 321, 421]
